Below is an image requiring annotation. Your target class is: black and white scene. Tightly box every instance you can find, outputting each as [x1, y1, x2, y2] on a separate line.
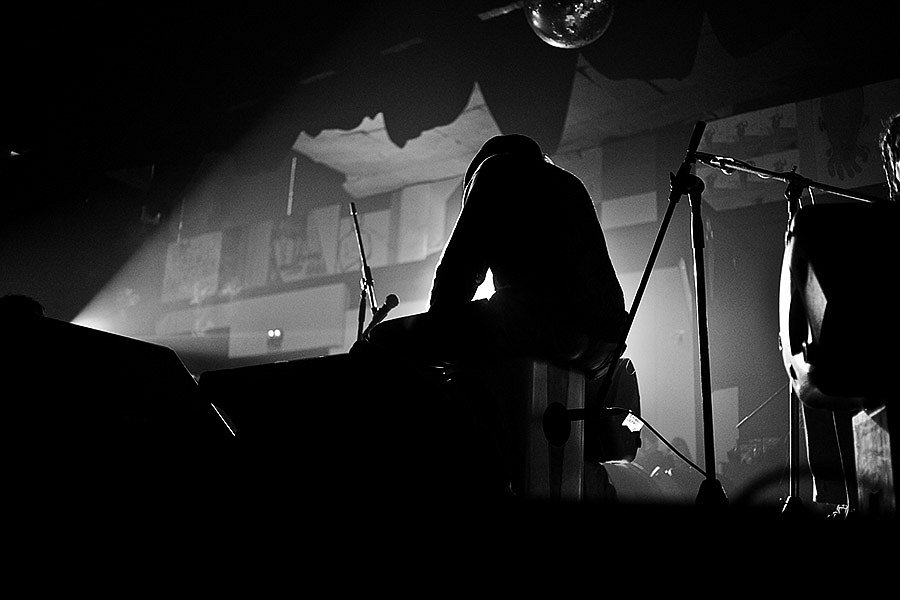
[2, 0, 898, 575]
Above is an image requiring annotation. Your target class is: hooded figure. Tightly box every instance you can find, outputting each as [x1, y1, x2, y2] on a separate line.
[355, 134, 628, 502]
[415, 133, 627, 370]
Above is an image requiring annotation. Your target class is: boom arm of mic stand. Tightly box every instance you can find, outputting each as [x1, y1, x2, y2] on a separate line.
[693, 152, 889, 204]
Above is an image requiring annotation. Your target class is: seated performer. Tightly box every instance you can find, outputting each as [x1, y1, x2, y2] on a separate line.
[351, 134, 628, 503]
[362, 133, 627, 372]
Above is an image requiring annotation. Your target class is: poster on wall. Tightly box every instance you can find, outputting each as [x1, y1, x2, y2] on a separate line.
[161, 232, 222, 304]
[696, 78, 899, 211]
[217, 219, 273, 298]
[270, 204, 341, 284]
[798, 78, 900, 195]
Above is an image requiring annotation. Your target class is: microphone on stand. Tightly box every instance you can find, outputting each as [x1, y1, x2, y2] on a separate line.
[362, 294, 399, 341]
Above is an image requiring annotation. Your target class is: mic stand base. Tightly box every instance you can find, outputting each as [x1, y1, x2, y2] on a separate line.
[696, 478, 728, 508]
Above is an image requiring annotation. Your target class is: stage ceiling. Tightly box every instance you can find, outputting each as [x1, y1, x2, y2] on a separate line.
[2, 1, 897, 208]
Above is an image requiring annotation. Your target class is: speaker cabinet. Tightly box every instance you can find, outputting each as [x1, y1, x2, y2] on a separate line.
[3, 316, 233, 501]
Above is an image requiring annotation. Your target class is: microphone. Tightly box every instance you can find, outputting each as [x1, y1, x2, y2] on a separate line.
[362, 293, 399, 340]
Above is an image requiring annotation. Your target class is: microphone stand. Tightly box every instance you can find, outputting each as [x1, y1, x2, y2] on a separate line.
[565, 121, 728, 508]
[349, 202, 399, 342]
[350, 202, 379, 342]
[691, 153, 885, 206]
[690, 151, 884, 515]
[683, 168, 730, 507]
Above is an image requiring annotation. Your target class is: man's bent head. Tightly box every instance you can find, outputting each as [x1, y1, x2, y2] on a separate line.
[464, 134, 545, 189]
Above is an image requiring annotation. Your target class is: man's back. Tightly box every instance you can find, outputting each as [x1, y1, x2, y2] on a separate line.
[431, 152, 626, 347]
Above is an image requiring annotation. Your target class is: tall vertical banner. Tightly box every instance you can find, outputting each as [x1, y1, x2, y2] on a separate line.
[218, 219, 273, 298]
[161, 232, 222, 304]
[270, 204, 341, 284]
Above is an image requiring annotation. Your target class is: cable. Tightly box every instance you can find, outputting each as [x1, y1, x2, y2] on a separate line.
[735, 381, 789, 430]
[606, 407, 707, 478]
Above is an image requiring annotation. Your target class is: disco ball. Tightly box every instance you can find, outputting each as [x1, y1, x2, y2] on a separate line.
[524, 0, 615, 49]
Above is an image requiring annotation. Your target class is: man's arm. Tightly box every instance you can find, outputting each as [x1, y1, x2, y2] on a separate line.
[428, 172, 490, 311]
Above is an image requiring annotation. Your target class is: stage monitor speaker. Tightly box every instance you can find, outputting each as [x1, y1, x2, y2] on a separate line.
[198, 351, 523, 507]
[2, 316, 234, 499]
[198, 353, 355, 444]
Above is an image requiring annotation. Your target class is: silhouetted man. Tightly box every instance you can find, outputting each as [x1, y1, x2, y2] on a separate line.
[350, 134, 627, 503]
[364, 133, 627, 373]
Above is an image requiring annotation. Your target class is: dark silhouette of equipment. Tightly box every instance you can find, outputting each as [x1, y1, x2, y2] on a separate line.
[3, 315, 234, 511]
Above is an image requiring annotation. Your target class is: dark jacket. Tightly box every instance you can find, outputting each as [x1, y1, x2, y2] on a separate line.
[429, 151, 627, 362]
